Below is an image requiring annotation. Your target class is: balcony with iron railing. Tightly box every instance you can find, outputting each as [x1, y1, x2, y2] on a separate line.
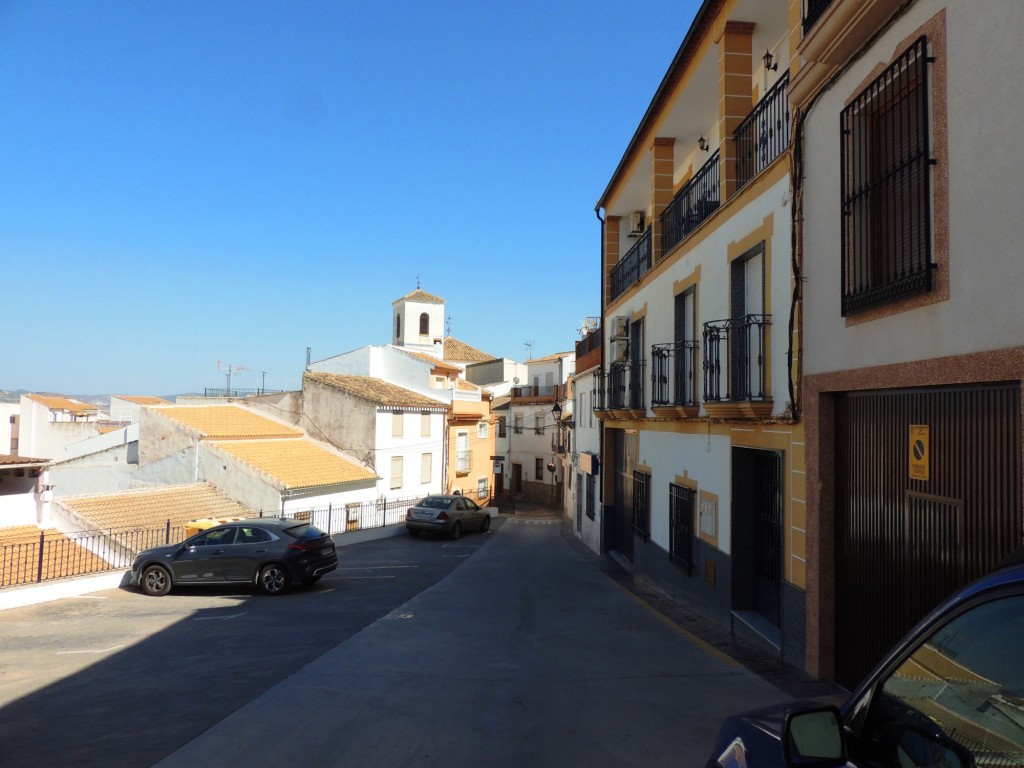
[610, 227, 652, 303]
[803, 0, 834, 34]
[734, 72, 791, 191]
[575, 322, 602, 373]
[660, 150, 721, 257]
[510, 384, 562, 403]
[651, 341, 700, 417]
[702, 314, 772, 419]
[606, 359, 646, 415]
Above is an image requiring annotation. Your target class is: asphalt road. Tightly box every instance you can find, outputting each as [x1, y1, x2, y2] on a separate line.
[0, 517, 790, 767]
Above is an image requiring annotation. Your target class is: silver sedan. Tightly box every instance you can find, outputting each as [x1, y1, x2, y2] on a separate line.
[405, 495, 493, 539]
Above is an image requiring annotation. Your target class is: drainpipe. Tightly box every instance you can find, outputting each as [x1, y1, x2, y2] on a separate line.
[193, 439, 201, 482]
[595, 205, 606, 553]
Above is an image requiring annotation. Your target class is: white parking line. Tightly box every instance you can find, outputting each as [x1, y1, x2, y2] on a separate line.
[57, 645, 126, 655]
[336, 565, 419, 571]
[194, 613, 248, 621]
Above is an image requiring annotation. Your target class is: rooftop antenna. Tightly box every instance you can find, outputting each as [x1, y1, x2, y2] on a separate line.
[446, 316, 452, 337]
[524, 340, 535, 360]
[416, 274, 421, 289]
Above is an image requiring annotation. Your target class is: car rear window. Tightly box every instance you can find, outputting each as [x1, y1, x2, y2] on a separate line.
[281, 523, 327, 540]
[420, 497, 449, 509]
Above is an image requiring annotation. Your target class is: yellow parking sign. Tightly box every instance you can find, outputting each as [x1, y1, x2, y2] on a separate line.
[909, 425, 929, 481]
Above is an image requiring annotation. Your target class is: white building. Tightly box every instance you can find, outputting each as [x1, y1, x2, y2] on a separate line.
[504, 352, 574, 504]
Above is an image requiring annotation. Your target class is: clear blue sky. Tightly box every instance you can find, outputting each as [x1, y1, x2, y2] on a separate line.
[0, 0, 701, 396]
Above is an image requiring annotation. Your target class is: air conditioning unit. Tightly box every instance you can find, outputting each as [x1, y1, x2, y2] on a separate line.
[610, 315, 629, 339]
[627, 211, 645, 237]
[610, 339, 629, 362]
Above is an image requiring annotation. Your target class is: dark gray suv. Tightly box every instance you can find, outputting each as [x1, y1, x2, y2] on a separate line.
[706, 553, 1024, 767]
[130, 518, 337, 596]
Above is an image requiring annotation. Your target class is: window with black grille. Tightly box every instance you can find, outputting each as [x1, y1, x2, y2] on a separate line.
[841, 35, 933, 316]
[669, 484, 694, 576]
[632, 470, 650, 541]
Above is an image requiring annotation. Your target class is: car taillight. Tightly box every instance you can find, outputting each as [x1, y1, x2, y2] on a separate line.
[437, 511, 449, 520]
[288, 541, 318, 551]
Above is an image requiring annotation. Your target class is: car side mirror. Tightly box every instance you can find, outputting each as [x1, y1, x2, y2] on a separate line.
[783, 705, 846, 767]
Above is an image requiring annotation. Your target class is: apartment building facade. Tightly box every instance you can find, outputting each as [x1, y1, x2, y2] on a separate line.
[596, 0, 805, 665]
[795, 0, 1024, 687]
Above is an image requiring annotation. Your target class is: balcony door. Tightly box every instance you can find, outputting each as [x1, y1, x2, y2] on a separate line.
[731, 244, 764, 400]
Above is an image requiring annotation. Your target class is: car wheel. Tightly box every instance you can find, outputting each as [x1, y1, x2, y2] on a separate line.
[450, 521, 462, 540]
[480, 515, 491, 533]
[258, 564, 290, 595]
[141, 565, 171, 597]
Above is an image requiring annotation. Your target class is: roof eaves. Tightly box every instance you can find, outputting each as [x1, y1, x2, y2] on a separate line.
[595, 0, 720, 212]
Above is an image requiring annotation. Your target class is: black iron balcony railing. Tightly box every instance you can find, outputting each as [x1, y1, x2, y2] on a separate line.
[610, 227, 652, 302]
[803, 0, 834, 34]
[593, 369, 607, 411]
[734, 72, 790, 190]
[651, 341, 700, 407]
[607, 359, 645, 411]
[661, 150, 720, 257]
[703, 314, 771, 402]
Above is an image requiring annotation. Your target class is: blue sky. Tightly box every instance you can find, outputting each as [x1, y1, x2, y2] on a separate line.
[0, 0, 701, 396]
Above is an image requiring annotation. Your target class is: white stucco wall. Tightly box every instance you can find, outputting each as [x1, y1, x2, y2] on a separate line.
[0, 403, 17, 454]
[608, 173, 793, 416]
[373, 409, 445, 499]
[640, 429, 733, 556]
[802, 1, 1024, 375]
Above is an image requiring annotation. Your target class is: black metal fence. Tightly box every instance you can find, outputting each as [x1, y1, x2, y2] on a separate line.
[651, 341, 699, 407]
[734, 72, 790, 190]
[0, 495, 426, 589]
[660, 150, 720, 256]
[610, 227, 652, 302]
[703, 314, 771, 402]
[803, 0, 834, 34]
[0, 522, 187, 588]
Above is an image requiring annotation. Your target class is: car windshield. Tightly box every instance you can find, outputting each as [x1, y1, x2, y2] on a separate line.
[419, 497, 450, 509]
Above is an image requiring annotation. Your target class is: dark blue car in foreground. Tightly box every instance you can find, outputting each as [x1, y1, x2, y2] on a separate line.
[706, 554, 1024, 767]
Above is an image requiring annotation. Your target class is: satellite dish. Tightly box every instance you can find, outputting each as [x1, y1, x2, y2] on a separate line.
[513, 377, 520, 385]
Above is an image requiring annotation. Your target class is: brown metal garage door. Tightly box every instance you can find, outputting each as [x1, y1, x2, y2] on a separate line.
[834, 383, 1022, 688]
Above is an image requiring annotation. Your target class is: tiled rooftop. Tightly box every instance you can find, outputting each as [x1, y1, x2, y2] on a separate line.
[114, 395, 173, 405]
[443, 336, 495, 363]
[26, 394, 98, 414]
[211, 439, 377, 489]
[304, 372, 447, 409]
[58, 483, 254, 531]
[396, 288, 444, 304]
[0, 454, 47, 466]
[152, 405, 303, 439]
[397, 347, 462, 372]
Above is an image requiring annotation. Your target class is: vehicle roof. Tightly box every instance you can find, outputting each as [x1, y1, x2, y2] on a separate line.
[419, 495, 462, 502]
[223, 517, 307, 529]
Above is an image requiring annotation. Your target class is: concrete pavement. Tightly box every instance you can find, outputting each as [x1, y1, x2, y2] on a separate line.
[152, 509, 791, 767]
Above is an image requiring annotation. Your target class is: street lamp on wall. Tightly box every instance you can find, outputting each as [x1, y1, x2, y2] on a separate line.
[763, 49, 778, 72]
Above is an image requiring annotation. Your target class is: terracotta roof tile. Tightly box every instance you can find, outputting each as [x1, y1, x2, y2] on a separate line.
[0, 454, 48, 466]
[304, 372, 447, 409]
[527, 351, 574, 363]
[26, 395, 98, 414]
[443, 336, 495, 363]
[397, 347, 461, 372]
[211, 439, 377, 489]
[395, 288, 444, 304]
[58, 483, 254, 531]
[152, 405, 303, 439]
[114, 396, 173, 405]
